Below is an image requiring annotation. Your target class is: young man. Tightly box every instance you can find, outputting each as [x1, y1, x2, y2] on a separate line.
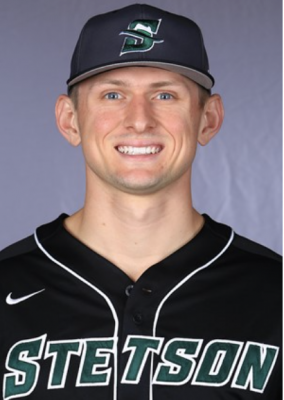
[0, 4, 281, 400]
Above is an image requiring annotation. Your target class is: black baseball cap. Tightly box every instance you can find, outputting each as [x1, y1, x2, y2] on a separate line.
[67, 4, 214, 89]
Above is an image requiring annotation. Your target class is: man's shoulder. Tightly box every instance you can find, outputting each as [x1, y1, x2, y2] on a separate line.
[204, 215, 282, 306]
[204, 214, 281, 265]
[231, 231, 281, 264]
[0, 214, 67, 264]
[0, 234, 37, 263]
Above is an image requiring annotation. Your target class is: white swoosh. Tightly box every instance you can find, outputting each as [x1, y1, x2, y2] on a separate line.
[6, 289, 45, 305]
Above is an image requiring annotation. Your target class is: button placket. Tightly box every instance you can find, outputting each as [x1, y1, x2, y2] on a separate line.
[132, 312, 143, 325]
[125, 285, 134, 297]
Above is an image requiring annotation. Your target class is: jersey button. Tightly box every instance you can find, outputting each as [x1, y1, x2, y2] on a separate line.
[142, 288, 152, 295]
[125, 285, 134, 296]
[133, 313, 143, 325]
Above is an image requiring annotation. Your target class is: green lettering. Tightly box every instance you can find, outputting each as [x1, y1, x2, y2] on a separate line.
[4, 335, 46, 400]
[193, 340, 242, 386]
[122, 336, 163, 383]
[232, 342, 279, 392]
[77, 339, 114, 386]
[154, 339, 202, 384]
[45, 340, 81, 388]
[120, 19, 164, 55]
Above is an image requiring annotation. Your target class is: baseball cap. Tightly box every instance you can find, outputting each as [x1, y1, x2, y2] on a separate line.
[67, 4, 214, 89]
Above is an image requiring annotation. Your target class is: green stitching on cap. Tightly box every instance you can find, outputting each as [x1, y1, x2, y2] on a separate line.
[120, 19, 164, 55]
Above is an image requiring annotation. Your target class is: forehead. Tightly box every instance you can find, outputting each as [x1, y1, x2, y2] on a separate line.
[79, 66, 198, 90]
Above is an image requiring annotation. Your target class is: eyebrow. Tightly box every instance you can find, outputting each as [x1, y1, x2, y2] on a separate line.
[149, 81, 182, 88]
[91, 79, 183, 89]
[93, 79, 128, 87]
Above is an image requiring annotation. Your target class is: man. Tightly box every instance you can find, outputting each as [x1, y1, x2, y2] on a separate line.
[0, 4, 281, 400]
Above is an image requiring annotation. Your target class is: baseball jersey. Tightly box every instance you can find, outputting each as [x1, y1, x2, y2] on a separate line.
[0, 214, 281, 399]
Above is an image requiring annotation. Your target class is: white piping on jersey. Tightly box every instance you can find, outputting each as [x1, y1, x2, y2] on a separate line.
[149, 229, 235, 400]
[34, 230, 119, 400]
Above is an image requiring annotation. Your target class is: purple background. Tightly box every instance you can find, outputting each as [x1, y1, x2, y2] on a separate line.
[0, 0, 282, 253]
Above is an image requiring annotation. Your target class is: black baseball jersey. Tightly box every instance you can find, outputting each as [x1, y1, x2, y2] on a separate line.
[0, 214, 281, 399]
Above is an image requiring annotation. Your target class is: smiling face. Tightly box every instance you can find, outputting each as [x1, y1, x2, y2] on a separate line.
[57, 67, 222, 196]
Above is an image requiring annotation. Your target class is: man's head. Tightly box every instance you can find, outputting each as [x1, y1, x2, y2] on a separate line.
[58, 66, 223, 196]
[67, 4, 214, 94]
[56, 4, 223, 196]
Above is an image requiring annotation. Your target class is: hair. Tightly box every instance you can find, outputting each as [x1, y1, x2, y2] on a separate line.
[68, 84, 79, 108]
[197, 85, 211, 108]
[67, 79, 211, 109]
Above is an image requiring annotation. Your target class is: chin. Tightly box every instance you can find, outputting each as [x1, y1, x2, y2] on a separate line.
[110, 176, 167, 195]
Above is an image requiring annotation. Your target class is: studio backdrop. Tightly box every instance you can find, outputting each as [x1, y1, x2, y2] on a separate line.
[0, 0, 282, 254]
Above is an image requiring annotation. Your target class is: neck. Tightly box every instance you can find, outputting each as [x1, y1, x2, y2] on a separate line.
[64, 178, 203, 281]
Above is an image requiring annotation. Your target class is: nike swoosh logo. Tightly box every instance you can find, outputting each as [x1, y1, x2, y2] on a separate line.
[6, 289, 45, 305]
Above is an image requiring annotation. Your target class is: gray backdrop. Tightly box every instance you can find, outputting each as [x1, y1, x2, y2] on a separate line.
[0, 0, 282, 254]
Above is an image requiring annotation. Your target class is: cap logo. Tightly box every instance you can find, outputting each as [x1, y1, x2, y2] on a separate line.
[119, 19, 164, 56]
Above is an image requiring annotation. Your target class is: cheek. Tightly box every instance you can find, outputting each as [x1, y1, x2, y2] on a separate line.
[169, 115, 198, 146]
[78, 110, 113, 143]
[166, 112, 200, 165]
[79, 110, 122, 165]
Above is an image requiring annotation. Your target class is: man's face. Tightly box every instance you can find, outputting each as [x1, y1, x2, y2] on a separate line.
[72, 67, 206, 196]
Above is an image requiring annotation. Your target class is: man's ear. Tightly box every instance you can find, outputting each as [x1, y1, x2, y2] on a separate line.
[198, 94, 224, 146]
[55, 94, 81, 147]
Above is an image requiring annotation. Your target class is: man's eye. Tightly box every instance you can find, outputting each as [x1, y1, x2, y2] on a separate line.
[157, 93, 173, 100]
[105, 92, 121, 100]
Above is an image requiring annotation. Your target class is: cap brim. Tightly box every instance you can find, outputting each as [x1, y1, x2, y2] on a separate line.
[67, 61, 214, 90]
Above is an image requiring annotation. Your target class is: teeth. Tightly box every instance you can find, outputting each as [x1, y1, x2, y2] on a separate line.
[117, 146, 161, 155]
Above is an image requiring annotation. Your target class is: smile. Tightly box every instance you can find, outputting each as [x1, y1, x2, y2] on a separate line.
[117, 146, 162, 155]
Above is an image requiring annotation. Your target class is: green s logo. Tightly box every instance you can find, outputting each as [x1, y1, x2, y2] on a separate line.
[120, 19, 164, 55]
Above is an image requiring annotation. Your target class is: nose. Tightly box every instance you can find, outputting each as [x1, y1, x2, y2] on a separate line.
[124, 95, 156, 133]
